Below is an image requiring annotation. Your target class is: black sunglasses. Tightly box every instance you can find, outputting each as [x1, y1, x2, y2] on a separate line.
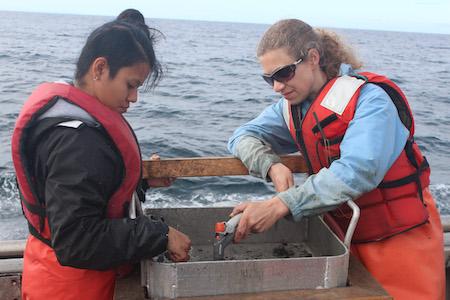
[262, 58, 303, 86]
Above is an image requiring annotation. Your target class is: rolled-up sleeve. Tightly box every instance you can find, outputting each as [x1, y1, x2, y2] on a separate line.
[228, 99, 298, 179]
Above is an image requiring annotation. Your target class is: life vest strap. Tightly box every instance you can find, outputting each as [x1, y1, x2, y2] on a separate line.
[404, 139, 427, 203]
[375, 82, 413, 133]
[312, 113, 338, 134]
[319, 135, 344, 146]
[378, 159, 429, 189]
[16, 177, 47, 232]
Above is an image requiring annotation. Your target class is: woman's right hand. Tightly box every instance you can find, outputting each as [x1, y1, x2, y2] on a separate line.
[167, 226, 191, 262]
[231, 197, 290, 242]
[268, 163, 294, 192]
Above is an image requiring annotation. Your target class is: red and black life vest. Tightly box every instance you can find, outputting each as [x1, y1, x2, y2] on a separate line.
[283, 72, 430, 243]
[11, 82, 142, 246]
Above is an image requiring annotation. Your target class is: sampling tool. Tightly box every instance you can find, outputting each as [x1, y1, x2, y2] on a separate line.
[213, 213, 242, 260]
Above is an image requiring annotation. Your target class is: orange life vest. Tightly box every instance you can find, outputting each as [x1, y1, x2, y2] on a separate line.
[12, 82, 141, 244]
[283, 73, 430, 243]
[12, 82, 142, 299]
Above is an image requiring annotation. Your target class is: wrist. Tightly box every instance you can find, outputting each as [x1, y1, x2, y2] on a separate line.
[267, 162, 281, 179]
[269, 196, 290, 219]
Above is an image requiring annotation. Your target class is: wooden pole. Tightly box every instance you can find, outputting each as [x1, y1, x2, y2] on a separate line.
[142, 155, 308, 178]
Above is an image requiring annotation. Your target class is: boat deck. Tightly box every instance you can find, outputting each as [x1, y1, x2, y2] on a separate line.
[2, 219, 450, 299]
[1, 156, 448, 299]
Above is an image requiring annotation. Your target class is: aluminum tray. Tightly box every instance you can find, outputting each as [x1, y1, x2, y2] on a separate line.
[141, 202, 359, 299]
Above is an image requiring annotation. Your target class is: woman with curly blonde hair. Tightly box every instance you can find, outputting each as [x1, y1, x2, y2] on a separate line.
[228, 19, 444, 299]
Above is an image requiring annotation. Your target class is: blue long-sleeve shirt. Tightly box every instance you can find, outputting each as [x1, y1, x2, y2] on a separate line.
[228, 67, 409, 221]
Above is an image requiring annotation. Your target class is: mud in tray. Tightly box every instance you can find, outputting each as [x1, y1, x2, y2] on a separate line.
[141, 207, 349, 299]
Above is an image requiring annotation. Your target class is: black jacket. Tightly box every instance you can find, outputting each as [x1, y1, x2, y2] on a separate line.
[27, 117, 169, 270]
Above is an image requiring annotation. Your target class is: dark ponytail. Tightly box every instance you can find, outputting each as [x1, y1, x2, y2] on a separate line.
[75, 10, 163, 89]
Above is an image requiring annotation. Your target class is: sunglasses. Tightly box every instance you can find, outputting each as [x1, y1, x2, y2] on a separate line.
[262, 58, 303, 86]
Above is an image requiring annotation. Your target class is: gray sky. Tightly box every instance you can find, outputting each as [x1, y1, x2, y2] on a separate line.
[1, 0, 450, 34]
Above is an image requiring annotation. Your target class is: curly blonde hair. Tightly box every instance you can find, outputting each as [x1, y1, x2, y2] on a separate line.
[257, 19, 362, 79]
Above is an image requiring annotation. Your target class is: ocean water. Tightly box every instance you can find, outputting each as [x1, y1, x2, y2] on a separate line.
[0, 11, 449, 240]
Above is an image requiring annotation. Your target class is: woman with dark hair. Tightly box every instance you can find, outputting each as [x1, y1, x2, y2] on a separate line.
[228, 19, 444, 299]
[12, 10, 191, 300]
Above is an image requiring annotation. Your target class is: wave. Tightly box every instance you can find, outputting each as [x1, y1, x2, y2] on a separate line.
[0, 173, 21, 218]
[430, 184, 450, 215]
[425, 59, 448, 64]
[415, 136, 450, 155]
[429, 46, 450, 50]
[389, 77, 405, 85]
[144, 190, 268, 209]
[182, 94, 201, 100]
[2, 171, 449, 215]
[206, 57, 256, 65]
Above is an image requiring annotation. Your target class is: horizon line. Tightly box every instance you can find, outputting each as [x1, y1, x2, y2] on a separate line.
[1, 9, 450, 36]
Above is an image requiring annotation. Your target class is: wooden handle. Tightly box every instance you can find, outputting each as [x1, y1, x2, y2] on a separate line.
[142, 155, 308, 178]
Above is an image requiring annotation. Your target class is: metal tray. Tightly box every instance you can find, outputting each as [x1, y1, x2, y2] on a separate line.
[141, 202, 359, 299]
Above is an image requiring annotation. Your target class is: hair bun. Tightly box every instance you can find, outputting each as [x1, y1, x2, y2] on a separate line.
[116, 8, 146, 26]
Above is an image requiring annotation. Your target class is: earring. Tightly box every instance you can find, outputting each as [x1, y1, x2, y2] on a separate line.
[94, 76, 99, 81]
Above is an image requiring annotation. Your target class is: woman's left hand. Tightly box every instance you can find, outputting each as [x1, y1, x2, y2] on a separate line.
[147, 153, 176, 188]
[268, 163, 294, 192]
[231, 197, 290, 242]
